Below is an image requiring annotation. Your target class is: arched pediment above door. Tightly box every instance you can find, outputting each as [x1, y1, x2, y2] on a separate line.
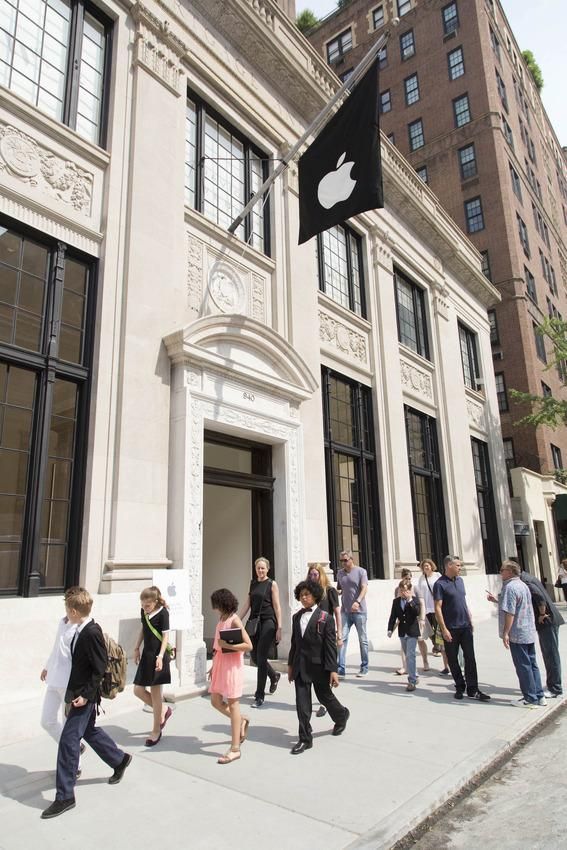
[163, 315, 318, 403]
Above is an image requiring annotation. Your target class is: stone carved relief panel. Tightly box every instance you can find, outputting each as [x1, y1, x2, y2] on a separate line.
[400, 359, 433, 401]
[132, 3, 186, 96]
[0, 124, 93, 215]
[187, 234, 203, 315]
[252, 273, 265, 322]
[466, 398, 486, 433]
[207, 261, 246, 314]
[319, 310, 368, 364]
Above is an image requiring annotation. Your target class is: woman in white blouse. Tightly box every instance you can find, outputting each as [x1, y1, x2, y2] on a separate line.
[414, 559, 450, 675]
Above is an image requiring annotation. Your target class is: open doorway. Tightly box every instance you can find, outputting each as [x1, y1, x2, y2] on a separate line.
[201, 432, 274, 651]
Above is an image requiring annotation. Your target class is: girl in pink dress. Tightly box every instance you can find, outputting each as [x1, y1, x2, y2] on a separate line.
[208, 588, 253, 764]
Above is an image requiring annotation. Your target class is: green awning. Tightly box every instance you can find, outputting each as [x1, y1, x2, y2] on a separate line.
[554, 493, 567, 522]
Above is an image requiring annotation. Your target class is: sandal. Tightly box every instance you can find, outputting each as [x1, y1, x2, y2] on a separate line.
[217, 748, 241, 764]
[423, 663, 430, 672]
[240, 717, 250, 744]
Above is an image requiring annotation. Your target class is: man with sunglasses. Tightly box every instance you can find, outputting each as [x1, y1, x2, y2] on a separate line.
[337, 551, 369, 678]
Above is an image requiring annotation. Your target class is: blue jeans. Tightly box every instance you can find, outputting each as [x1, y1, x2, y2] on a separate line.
[509, 641, 544, 704]
[338, 612, 368, 675]
[400, 636, 418, 685]
[538, 625, 563, 695]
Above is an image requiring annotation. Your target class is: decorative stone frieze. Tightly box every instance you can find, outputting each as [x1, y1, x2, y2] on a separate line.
[466, 398, 486, 432]
[0, 123, 93, 215]
[319, 310, 367, 363]
[132, 3, 187, 96]
[252, 273, 265, 322]
[187, 234, 203, 315]
[400, 359, 433, 400]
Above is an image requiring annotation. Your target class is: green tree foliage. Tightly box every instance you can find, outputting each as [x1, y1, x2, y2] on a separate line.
[296, 9, 319, 33]
[511, 318, 567, 427]
[522, 50, 544, 91]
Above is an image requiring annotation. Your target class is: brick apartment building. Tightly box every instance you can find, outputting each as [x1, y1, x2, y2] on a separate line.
[307, 0, 567, 573]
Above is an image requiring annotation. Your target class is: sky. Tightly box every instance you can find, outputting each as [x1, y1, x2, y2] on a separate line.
[295, 0, 567, 146]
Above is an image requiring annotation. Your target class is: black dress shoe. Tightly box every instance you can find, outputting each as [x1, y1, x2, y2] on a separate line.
[108, 753, 132, 785]
[332, 707, 350, 736]
[41, 798, 76, 819]
[269, 673, 281, 694]
[291, 741, 312, 754]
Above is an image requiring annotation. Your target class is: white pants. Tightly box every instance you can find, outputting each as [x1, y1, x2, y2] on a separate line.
[41, 687, 82, 767]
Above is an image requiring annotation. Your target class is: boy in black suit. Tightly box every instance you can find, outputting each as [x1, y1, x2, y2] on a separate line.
[287, 579, 349, 754]
[41, 587, 132, 819]
[387, 579, 422, 692]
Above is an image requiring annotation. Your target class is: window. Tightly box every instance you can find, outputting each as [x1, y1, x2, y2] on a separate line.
[488, 310, 499, 344]
[378, 46, 388, 69]
[387, 132, 396, 145]
[0, 0, 111, 145]
[404, 73, 420, 106]
[405, 408, 448, 567]
[541, 382, 552, 398]
[380, 90, 392, 113]
[322, 369, 382, 579]
[458, 143, 477, 179]
[502, 115, 513, 148]
[327, 28, 353, 63]
[551, 444, 563, 471]
[318, 224, 365, 316]
[503, 438, 515, 470]
[490, 26, 501, 60]
[0, 221, 96, 596]
[533, 322, 546, 363]
[395, 269, 429, 358]
[416, 165, 428, 183]
[481, 250, 492, 280]
[453, 93, 471, 127]
[458, 322, 480, 389]
[400, 30, 415, 61]
[397, 0, 412, 16]
[495, 373, 508, 412]
[496, 70, 508, 111]
[442, 2, 459, 35]
[448, 47, 465, 80]
[464, 196, 484, 233]
[509, 163, 522, 201]
[373, 5, 384, 29]
[408, 118, 424, 150]
[185, 96, 269, 253]
[471, 438, 501, 574]
[339, 68, 354, 83]
[516, 213, 530, 257]
[525, 266, 537, 302]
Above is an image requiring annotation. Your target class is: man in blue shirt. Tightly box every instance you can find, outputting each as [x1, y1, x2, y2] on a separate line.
[434, 556, 490, 701]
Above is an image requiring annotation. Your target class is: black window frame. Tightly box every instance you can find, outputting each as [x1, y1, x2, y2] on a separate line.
[464, 196, 485, 234]
[458, 321, 481, 390]
[317, 224, 366, 318]
[1, 0, 113, 148]
[400, 29, 416, 61]
[326, 28, 353, 63]
[322, 368, 382, 579]
[394, 268, 430, 359]
[534, 322, 547, 364]
[185, 91, 271, 256]
[495, 372, 508, 412]
[0, 215, 97, 597]
[405, 407, 448, 568]
[416, 165, 428, 183]
[453, 93, 471, 127]
[373, 5, 385, 29]
[408, 118, 425, 151]
[509, 163, 523, 202]
[471, 438, 501, 574]
[488, 309, 499, 344]
[525, 266, 537, 302]
[458, 143, 477, 179]
[442, 2, 459, 35]
[551, 444, 563, 471]
[517, 213, 530, 258]
[397, 0, 412, 16]
[447, 46, 465, 80]
[380, 89, 392, 113]
[404, 73, 420, 106]
[481, 250, 492, 281]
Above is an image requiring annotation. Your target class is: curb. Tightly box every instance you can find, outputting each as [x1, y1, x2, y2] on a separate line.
[346, 695, 567, 850]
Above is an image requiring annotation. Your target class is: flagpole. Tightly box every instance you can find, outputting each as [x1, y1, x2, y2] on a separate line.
[227, 23, 396, 235]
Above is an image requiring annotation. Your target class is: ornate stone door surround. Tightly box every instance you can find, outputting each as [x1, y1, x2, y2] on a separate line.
[163, 315, 318, 685]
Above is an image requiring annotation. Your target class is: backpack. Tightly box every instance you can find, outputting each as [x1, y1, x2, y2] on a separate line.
[100, 633, 127, 699]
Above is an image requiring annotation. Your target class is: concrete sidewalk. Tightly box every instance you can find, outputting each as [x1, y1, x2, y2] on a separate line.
[3, 615, 566, 850]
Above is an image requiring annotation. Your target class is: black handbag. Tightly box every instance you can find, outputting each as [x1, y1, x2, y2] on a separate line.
[245, 580, 271, 638]
[555, 577, 563, 589]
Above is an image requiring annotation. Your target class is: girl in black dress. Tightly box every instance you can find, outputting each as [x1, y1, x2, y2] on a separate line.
[133, 586, 173, 746]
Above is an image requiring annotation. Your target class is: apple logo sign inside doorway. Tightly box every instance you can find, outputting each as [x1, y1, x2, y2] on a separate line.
[317, 152, 356, 210]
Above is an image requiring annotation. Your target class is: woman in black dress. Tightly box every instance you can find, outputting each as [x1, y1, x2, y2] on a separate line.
[133, 586, 173, 746]
[306, 563, 342, 716]
[240, 557, 282, 708]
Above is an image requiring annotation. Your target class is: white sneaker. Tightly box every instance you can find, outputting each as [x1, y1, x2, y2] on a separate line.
[511, 699, 539, 708]
[538, 697, 548, 706]
[543, 690, 560, 698]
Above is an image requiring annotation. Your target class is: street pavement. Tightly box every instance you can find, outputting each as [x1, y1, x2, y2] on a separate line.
[3, 614, 566, 850]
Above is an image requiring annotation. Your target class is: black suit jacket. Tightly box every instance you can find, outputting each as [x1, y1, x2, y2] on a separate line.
[65, 620, 107, 704]
[387, 596, 421, 638]
[287, 606, 338, 683]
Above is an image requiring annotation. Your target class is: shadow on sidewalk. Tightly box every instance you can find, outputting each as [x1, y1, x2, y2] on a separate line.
[0, 763, 53, 811]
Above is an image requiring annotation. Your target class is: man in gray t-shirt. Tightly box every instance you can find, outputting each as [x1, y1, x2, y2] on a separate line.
[337, 551, 369, 677]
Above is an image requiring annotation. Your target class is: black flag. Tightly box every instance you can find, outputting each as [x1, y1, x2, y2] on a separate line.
[298, 59, 383, 245]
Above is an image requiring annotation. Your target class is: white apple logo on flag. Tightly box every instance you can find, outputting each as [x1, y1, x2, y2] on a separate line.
[317, 152, 356, 210]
